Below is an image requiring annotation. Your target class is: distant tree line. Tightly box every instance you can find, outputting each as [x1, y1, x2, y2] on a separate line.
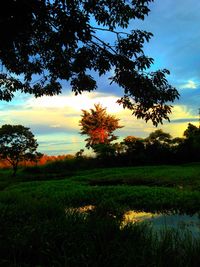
[1, 103, 200, 176]
[79, 104, 200, 166]
[82, 123, 200, 167]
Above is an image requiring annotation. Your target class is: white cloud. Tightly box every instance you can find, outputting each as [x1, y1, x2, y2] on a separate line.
[26, 92, 123, 114]
[181, 80, 197, 89]
[1, 91, 199, 154]
[50, 124, 62, 128]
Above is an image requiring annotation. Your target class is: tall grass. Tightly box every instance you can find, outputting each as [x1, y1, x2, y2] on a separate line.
[1, 200, 200, 267]
[1, 164, 200, 266]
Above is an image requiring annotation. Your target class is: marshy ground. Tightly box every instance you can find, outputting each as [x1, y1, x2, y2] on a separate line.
[1, 163, 200, 266]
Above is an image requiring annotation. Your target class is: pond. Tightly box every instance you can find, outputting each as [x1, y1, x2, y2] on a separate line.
[67, 205, 200, 236]
[124, 210, 200, 236]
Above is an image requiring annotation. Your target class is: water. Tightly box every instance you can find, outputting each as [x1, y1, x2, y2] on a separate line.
[67, 205, 200, 236]
[124, 210, 200, 236]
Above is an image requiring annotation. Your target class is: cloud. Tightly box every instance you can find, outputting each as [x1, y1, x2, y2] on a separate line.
[29, 124, 75, 135]
[181, 80, 197, 89]
[36, 131, 86, 155]
[1, 91, 197, 137]
[130, 0, 200, 86]
[170, 118, 198, 124]
[0, 83, 199, 155]
[0, 91, 133, 139]
[1, 0, 200, 154]
[26, 91, 123, 114]
[159, 104, 198, 137]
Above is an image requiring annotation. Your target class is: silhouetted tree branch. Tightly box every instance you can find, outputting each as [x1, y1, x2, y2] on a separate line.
[0, 0, 179, 125]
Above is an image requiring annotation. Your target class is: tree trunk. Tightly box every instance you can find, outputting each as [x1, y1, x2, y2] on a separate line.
[12, 165, 18, 177]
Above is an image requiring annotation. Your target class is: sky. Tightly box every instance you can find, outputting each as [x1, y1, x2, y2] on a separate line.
[1, 0, 200, 155]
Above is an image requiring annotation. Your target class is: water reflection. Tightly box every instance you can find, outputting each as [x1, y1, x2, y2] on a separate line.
[67, 205, 200, 236]
[124, 210, 200, 236]
[124, 211, 160, 223]
[67, 205, 95, 214]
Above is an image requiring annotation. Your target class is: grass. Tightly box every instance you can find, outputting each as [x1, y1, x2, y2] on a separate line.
[1, 163, 200, 213]
[1, 163, 200, 266]
[1, 207, 200, 267]
[71, 163, 200, 189]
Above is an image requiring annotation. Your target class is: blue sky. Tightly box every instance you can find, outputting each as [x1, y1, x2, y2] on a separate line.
[1, 0, 200, 155]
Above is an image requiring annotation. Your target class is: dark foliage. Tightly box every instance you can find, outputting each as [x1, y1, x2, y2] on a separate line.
[91, 125, 200, 167]
[0, 124, 42, 176]
[19, 124, 200, 177]
[0, 0, 179, 125]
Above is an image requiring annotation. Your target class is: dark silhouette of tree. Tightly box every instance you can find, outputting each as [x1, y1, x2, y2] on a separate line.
[122, 136, 145, 164]
[183, 123, 200, 139]
[145, 129, 172, 163]
[123, 136, 144, 151]
[93, 143, 116, 160]
[146, 129, 172, 145]
[75, 149, 85, 158]
[79, 103, 122, 149]
[0, 124, 42, 176]
[0, 0, 179, 125]
[170, 137, 184, 146]
[181, 123, 200, 161]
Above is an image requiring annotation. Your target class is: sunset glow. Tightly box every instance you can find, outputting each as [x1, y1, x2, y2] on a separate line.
[1, 0, 200, 155]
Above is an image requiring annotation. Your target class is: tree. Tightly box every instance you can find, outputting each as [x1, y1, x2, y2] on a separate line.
[183, 123, 200, 139]
[123, 136, 144, 152]
[75, 149, 85, 158]
[79, 103, 122, 149]
[145, 129, 172, 163]
[122, 136, 145, 164]
[0, 0, 179, 125]
[181, 123, 200, 161]
[146, 129, 172, 145]
[0, 124, 41, 176]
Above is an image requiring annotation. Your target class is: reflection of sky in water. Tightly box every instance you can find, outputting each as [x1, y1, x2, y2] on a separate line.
[124, 211, 200, 237]
[67, 206, 200, 237]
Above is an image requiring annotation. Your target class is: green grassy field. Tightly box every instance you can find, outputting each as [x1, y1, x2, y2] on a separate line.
[1, 163, 200, 266]
[1, 163, 200, 213]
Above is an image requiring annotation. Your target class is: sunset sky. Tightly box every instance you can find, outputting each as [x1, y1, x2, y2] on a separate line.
[1, 0, 200, 155]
